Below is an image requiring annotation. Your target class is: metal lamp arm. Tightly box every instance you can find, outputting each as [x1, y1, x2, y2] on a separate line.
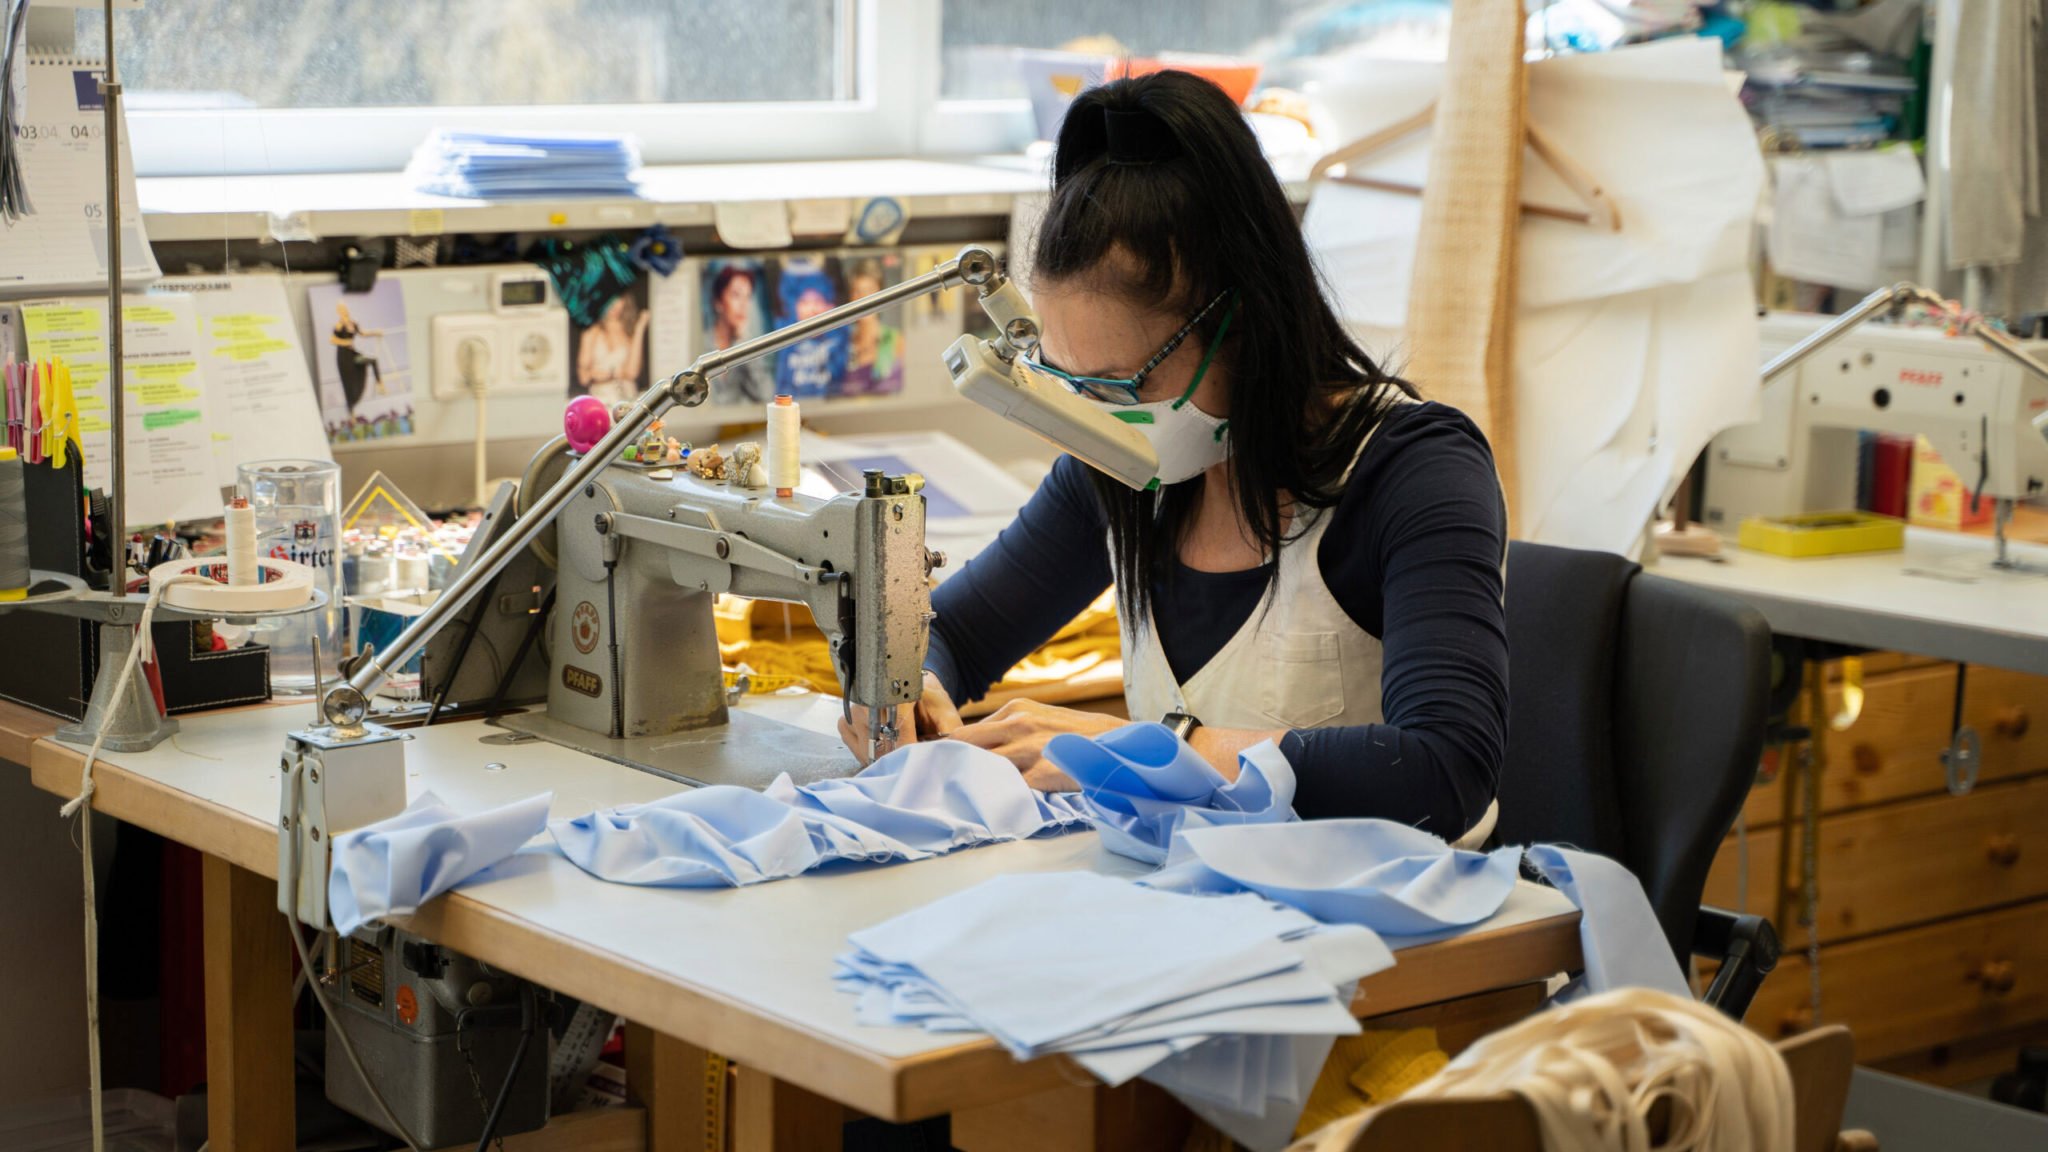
[318, 246, 1009, 731]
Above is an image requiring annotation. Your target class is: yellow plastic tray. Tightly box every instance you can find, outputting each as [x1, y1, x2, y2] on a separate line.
[1738, 510, 1905, 557]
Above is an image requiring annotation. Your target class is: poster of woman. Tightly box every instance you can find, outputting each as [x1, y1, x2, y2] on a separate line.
[837, 253, 906, 398]
[772, 256, 847, 402]
[701, 258, 775, 405]
[572, 277, 651, 405]
[307, 279, 414, 443]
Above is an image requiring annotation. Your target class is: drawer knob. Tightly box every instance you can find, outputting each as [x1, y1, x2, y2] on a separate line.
[1851, 744, 1882, 776]
[1987, 834, 2022, 867]
[1975, 960, 2017, 996]
[1994, 706, 2031, 740]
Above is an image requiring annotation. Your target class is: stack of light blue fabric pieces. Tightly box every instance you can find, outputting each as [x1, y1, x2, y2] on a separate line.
[835, 870, 1395, 1118]
[327, 790, 553, 936]
[405, 130, 642, 198]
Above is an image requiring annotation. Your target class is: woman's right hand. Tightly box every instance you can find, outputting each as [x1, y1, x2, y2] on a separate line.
[837, 671, 962, 766]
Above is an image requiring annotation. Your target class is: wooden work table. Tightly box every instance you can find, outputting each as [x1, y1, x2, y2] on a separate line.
[2, 696, 1580, 1151]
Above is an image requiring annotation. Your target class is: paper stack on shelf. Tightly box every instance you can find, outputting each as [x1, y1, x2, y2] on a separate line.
[405, 130, 642, 199]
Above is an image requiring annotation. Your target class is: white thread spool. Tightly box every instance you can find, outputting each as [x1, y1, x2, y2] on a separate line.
[225, 496, 257, 586]
[766, 394, 801, 498]
[396, 549, 430, 593]
[356, 549, 394, 597]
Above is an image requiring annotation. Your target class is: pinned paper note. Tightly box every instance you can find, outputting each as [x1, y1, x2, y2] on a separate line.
[158, 274, 332, 487]
[19, 296, 220, 527]
[713, 201, 794, 249]
[788, 198, 854, 236]
[1824, 146, 1925, 217]
[1768, 156, 1882, 289]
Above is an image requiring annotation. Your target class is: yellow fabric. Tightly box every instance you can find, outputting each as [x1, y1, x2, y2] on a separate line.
[1292, 1028, 1449, 1140]
[713, 589, 1120, 697]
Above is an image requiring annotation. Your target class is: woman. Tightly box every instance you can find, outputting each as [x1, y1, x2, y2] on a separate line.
[842, 71, 1508, 845]
[578, 292, 652, 405]
[329, 302, 384, 414]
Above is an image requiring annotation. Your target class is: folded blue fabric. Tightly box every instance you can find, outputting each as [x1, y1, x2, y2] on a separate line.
[1143, 819, 1523, 936]
[327, 790, 553, 936]
[549, 740, 1088, 887]
[1043, 722, 1297, 864]
[1523, 843, 1690, 997]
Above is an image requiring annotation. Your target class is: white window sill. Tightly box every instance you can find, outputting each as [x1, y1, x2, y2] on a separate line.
[137, 155, 1055, 244]
[137, 150, 1314, 245]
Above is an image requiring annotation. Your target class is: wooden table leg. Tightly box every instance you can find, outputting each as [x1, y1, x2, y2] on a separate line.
[624, 1023, 725, 1152]
[732, 1066, 843, 1152]
[201, 855, 294, 1152]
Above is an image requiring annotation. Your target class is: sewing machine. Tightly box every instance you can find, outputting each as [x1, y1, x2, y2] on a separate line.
[1704, 285, 2048, 565]
[281, 244, 1158, 931]
[492, 452, 939, 787]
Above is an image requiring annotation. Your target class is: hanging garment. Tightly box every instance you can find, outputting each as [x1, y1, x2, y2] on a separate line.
[548, 739, 1088, 887]
[1302, 37, 1762, 557]
[327, 790, 553, 936]
[1044, 721, 1297, 865]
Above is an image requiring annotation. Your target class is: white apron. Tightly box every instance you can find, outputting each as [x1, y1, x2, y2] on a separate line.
[1118, 421, 1501, 848]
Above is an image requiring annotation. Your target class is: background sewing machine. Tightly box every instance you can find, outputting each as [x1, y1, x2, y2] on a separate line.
[1703, 301, 2048, 563]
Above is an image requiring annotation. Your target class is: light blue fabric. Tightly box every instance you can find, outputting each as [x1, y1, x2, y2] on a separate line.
[1523, 843, 1690, 997]
[327, 790, 553, 936]
[837, 871, 1391, 1066]
[549, 740, 1088, 888]
[1143, 819, 1523, 936]
[1043, 722, 1297, 864]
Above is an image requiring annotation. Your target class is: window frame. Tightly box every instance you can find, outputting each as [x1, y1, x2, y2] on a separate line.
[124, 0, 1038, 177]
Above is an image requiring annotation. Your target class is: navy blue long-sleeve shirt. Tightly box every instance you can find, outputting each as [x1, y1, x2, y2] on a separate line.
[925, 401, 1508, 836]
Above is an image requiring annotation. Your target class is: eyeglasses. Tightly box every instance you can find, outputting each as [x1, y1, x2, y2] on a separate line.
[1020, 289, 1234, 406]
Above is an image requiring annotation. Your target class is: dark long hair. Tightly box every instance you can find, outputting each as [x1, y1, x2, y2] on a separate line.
[1033, 70, 1416, 624]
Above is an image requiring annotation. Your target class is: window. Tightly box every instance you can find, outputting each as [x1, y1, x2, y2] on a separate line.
[86, 0, 1334, 178]
[83, 1, 850, 108]
[939, 0, 1312, 100]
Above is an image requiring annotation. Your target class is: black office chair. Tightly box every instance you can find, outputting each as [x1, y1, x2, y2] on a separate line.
[1494, 541, 1779, 1019]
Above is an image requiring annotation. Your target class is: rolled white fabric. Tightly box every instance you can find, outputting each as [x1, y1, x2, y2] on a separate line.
[766, 394, 801, 494]
[1288, 987, 1794, 1152]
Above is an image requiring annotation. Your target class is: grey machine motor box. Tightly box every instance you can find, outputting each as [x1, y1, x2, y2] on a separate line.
[326, 927, 547, 1148]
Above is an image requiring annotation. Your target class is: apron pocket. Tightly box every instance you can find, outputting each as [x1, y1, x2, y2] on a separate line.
[1256, 630, 1345, 729]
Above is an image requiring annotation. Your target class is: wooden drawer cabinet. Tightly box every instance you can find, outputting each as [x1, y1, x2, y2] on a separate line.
[1712, 777, 2048, 947]
[1744, 663, 2048, 828]
[1743, 899, 2048, 1063]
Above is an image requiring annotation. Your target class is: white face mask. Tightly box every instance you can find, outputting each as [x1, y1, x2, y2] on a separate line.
[1110, 298, 1235, 488]
[1113, 395, 1229, 488]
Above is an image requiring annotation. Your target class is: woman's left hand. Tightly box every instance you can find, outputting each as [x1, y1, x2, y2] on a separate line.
[947, 699, 1124, 791]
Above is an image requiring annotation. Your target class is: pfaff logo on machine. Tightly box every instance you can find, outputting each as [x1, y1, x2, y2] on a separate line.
[562, 666, 603, 698]
[571, 601, 600, 654]
[1899, 368, 1944, 387]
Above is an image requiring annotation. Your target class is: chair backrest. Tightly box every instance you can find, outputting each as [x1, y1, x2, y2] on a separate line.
[1494, 541, 1771, 960]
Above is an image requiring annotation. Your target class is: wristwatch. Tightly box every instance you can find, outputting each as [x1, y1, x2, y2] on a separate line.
[1161, 711, 1202, 742]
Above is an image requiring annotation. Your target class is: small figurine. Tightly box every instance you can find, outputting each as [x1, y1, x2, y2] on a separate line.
[731, 441, 767, 488]
[688, 444, 726, 480]
[664, 437, 684, 465]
